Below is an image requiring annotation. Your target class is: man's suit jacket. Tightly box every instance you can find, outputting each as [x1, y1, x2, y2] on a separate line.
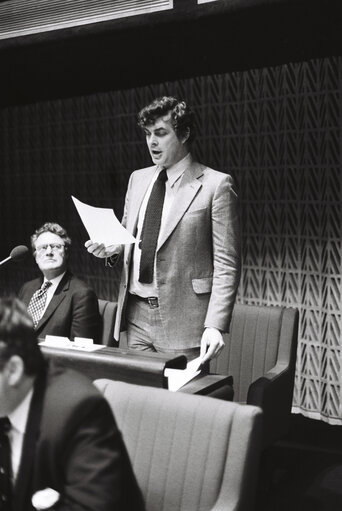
[113, 158, 241, 348]
[19, 271, 101, 343]
[13, 364, 145, 511]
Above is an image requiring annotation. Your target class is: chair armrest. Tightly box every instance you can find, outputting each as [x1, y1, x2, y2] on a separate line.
[180, 374, 234, 400]
[247, 362, 294, 447]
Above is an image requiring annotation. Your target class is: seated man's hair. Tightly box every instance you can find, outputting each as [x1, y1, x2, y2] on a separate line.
[0, 297, 45, 375]
[137, 96, 195, 143]
[31, 222, 72, 255]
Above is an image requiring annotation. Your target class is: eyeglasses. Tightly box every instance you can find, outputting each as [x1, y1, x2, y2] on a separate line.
[36, 243, 65, 254]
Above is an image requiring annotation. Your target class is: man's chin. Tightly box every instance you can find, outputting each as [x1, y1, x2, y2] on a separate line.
[41, 264, 63, 274]
[151, 154, 164, 165]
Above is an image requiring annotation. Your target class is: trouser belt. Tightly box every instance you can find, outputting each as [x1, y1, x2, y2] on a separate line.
[130, 294, 159, 308]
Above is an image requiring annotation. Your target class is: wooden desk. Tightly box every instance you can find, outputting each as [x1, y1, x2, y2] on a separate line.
[41, 344, 234, 399]
[41, 345, 187, 389]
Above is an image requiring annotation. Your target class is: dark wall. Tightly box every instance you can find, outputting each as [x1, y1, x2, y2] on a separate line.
[0, 1, 341, 421]
[1, 0, 341, 106]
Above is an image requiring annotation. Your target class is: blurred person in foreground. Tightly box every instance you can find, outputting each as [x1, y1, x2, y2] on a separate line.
[0, 296, 144, 511]
[86, 96, 240, 364]
[19, 222, 101, 342]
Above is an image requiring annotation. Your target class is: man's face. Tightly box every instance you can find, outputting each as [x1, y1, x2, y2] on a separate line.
[144, 113, 188, 168]
[34, 232, 67, 278]
[0, 354, 33, 417]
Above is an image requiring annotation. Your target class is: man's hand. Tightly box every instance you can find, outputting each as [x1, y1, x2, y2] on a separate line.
[84, 240, 118, 259]
[200, 327, 225, 364]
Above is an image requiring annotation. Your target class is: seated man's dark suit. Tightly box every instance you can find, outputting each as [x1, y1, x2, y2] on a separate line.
[18, 271, 101, 342]
[13, 363, 145, 511]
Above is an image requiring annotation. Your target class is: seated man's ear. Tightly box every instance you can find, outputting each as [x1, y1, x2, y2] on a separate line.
[5, 355, 25, 386]
[182, 127, 190, 144]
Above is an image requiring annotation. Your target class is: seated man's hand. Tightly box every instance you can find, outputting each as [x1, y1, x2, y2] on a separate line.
[200, 327, 225, 365]
[85, 240, 118, 259]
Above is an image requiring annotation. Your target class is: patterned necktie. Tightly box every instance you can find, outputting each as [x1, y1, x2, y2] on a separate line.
[27, 281, 52, 328]
[0, 417, 12, 511]
[139, 168, 168, 284]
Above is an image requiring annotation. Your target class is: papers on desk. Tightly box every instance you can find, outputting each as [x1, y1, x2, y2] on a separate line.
[72, 195, 136, 246]
[40, 335, 70, 348]
[39, 335, 104, 352]
[164, 356, 203, 392]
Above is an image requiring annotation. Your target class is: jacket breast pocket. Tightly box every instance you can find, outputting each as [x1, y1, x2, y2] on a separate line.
[192, 277, 213, 294]
[185, 206, 208, 217]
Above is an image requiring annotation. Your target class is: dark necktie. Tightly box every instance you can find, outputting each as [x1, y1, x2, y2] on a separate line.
[0, 417, 12, 511]
[139, 168, 168, 283]
[27, 281, 53, 328]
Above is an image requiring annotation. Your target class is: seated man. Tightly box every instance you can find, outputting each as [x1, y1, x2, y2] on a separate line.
[0, 297, 145, 511]
[19, 222, 101, 342]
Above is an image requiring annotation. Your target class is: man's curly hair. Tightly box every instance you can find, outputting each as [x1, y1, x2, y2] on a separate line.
[31, 222, 72, 257]
[137, 96, 195, 144]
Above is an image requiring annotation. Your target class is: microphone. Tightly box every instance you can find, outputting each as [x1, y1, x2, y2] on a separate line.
[0, 245, 29, 267]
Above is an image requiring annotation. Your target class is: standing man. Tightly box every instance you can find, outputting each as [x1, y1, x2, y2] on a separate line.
[0, 297, 144, 511]
[86, 96, 240, 363]
[19, 222, 101, 343]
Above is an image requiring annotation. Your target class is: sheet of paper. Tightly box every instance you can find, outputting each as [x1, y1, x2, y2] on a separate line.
[164, 356, 203, 392]
[72, 337, 104, 351]
[41, 335, 71, 348]
[39, 336, 104, 352]
[72, 195, 136, 246]
[69, 343, 104, 352]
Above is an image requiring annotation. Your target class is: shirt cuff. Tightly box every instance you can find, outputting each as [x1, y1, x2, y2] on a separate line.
[204, 325, 223, 334]
[105, 255, 118, 268]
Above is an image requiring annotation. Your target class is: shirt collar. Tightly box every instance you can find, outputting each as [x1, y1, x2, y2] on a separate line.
[9, 386, 34, 435]
[163, 152, 192, 188]
[44, 271, 66, 288]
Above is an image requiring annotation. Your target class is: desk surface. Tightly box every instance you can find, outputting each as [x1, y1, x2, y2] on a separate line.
[41, 344, 233, 398]
[41, 345, 187, 388]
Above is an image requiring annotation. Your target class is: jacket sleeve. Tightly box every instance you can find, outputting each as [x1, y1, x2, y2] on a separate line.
[49, 396, 144, 511]
[18, 282, 30, 305]
[204, 174, 241, 332]
[104, 173, 134, 268]
[69, 288, 101, 343]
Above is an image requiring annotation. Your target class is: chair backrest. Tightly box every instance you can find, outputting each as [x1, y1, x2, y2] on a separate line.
[210, 304, 298, 403]
[95, 379, 262, 511]
[98, 299, 117, 346]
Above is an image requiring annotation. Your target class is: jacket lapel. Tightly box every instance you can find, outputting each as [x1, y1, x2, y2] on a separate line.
[13, 370, 47, 511]
[157, 161, 204, 250]
[124, 166, 157, 262]
[126, 166, 156, 236]
[21, 279, 43, 307]
[36, 272, 71, 332]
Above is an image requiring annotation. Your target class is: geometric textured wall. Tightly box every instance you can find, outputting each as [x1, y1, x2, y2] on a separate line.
[0, 56, 341, 423]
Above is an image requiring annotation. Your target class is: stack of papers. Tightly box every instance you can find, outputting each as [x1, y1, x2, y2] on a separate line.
[39, 336, 103, 352]
[164, 356, 203, 391]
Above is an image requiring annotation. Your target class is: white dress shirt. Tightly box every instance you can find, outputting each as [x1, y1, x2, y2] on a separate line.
[41, 271, 66, 314]
[8, 387, 34, 483]
[129, 153, 192, 298]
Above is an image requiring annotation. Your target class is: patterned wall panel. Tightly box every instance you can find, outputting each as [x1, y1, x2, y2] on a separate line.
[0, 56, 341, 422]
